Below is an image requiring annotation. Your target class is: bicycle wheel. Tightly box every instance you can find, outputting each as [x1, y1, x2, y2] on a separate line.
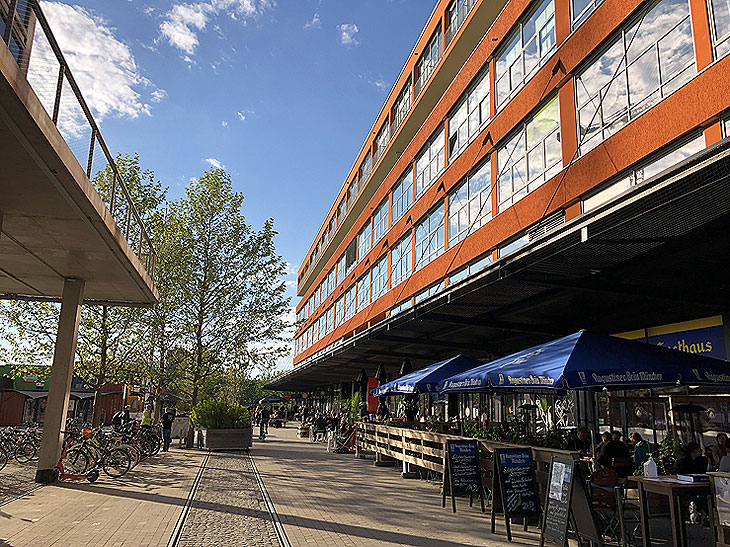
[0, 447, 8, 472]
[14, 441, 36, 464]
[62, 448, 89, 475]
[102, 448, 131, 478]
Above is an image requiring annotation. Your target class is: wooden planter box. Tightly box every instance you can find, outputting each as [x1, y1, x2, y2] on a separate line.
[198, 428, 253, 450]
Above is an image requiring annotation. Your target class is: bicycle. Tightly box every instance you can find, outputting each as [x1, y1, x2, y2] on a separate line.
[57, 430, 98, 483]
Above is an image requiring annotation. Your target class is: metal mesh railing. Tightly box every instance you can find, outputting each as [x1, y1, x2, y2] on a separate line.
[1, 0, 157, 284]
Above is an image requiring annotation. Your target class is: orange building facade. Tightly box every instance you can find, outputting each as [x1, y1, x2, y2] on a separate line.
[288, 0, 730, 380]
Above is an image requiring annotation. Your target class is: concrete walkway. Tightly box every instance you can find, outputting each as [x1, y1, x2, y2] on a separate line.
[0, 448, 205, 547]
[253, 426, 538, 547]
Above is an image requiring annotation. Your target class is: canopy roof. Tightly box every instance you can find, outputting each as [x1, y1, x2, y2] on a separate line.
[441, 331, 730, 393]
[373, 355, 481, 396]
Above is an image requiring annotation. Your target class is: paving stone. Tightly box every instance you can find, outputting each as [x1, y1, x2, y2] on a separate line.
[0, 460, 40, 505]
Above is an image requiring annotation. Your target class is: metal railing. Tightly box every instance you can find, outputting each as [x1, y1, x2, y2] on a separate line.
[0, 0, 157, 284]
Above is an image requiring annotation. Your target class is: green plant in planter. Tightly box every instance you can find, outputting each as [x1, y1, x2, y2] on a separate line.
[191, 399, 252, 429]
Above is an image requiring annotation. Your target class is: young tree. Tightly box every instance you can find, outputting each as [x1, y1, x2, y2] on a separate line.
[170, 169, 289, 442]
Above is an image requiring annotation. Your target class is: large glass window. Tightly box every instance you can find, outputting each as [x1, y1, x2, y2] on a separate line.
[415, 127, 445, 197]
[448, 68, 490, 160]
[391, 299, 412, 316]
[576, 0, 695, 155]
[391, 234, 413, 287]
[448, 160, 492, 246]
[356, 272, 370, 311]
[709, 0, 730, 59]
[497, 95, 561, 213]
[334, 296, 344, 328]
[346, 179, 357, 210]
[415, 281, 444, 303]
[327, 268, 336, 295]
[392, 170, 413, 223]
[415, 205, 445, 271]
[345, 239, 357, 274]
[326, 306, 334, 334]
[495, 0, 556, 110]
[371, 255, 388, 300]
[374, 121, 389, 165]
[359, 152, 371, 189]
[344, 284, 357, 321]
[358, 223, 372, 263]
[583, 133, 704, 212]
[391, 79, 412, 136]
[415, 30, 442, 97]
[372, 199, 388, 244]
[449, 253, 493, 284]
[336, 254, 346, 287]
[572, 0, 604, 29]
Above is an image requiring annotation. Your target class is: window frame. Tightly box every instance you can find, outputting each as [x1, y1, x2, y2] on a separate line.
[414, 204, 445, 271]
[415, 126, 446, 198]
[390, 233, 413, 287]
[448, 159, 492, 246]
[392, 169, 414, 223]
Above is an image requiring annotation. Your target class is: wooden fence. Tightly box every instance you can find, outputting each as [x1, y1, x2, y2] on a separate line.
[356, 422, 577, 502]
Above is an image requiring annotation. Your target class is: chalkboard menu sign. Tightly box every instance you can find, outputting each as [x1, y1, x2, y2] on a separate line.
[541, 457, 574, 547]
[540, 456, 601, 547]
[442, 439, 485, 513]
[491, 448, 541, 540]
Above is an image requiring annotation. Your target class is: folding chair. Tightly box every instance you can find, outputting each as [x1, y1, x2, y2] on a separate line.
[589, 467, 622, 543]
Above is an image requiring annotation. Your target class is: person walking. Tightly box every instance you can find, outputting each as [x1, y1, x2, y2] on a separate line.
[141, 404, 153, 429]
[161, 407, 175, 452]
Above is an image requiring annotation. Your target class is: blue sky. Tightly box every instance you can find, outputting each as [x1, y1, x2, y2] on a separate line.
[39, 0, 437, 368]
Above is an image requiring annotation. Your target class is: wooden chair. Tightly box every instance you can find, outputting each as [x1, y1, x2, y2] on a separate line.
[611, 457, 634, 478]
[589, 468, 621, 542]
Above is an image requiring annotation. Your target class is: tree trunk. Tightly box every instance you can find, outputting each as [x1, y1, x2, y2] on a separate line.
[92, 306, 109, 428]
[91, 382, 104, 427]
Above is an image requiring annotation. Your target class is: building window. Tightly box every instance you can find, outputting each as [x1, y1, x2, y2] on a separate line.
[449, 253, 493, 284]
[497, 95, 561, 213]
[359, 152, 372, 189]
[337, 198, 346, 227]
[415, 30, 442, 97]
[358, 223, 372, 263]
[495, 0, 556, 111]
[373, 121, 389, 165]
[346, 179, 357, 210]
[326, 306, 334, 334]
[345, 239, 357, 274]
[372, 199, 389, 244]
[572, 0, 604, 29]
[415, 205, 445, 271]
[391, 234, 413, 287]
[327, 268, 336, 295]
[415, 281, 444, 303]
[392, 170, 414, 223]
[446, 0, 477, 46]
[344, 285, 357, 321]
[583, 133, 704, 212]
[357, 272, 370, 311]
[391, 79, 412, 136]
[448, 160, 492, 246]
[313, 286, 319, 310]
[448, 67, 490, 160]
[336, 254, 346, 287]
[576, 0, 694, 155]
[709, 0, 730, 59]
[391, 299, 412, 316]
[371, 255, 388, 299]
[415, 127, 445, 197]
[334, 296, 344, 328]
[725, 117, 730, 137]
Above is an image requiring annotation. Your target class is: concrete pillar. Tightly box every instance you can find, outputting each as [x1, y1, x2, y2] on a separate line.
[35, 278, 85, 483]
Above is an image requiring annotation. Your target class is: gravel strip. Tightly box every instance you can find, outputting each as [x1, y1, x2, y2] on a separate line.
[176, 451, 280, 547]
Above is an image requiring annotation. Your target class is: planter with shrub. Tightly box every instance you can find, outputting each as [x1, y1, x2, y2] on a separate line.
[191, 399, 253, 450]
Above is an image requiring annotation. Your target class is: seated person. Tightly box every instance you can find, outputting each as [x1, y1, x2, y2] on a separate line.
[598, 431, 632, 476]
[567, 426, 592, 455]
[712, 433, 728, 470]
[376, 400, 391, 422]
[630, 432, 651, 466]
[594, 431, 612, 459]
[675, 442, 708, 475]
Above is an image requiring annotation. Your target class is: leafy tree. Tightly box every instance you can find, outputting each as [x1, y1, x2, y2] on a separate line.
[169, 169, 289, 443]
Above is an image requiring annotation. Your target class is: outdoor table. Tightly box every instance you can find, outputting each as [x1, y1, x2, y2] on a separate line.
[635, 476, 715, 547]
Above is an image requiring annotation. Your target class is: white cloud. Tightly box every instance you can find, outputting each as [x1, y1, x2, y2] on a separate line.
[204, 157, 225, 169]
[221, 120, 229, 127]
[151, 89, 168, 102]
[160, 0, 275, 56]
[237, 111, 246, 121]
[32, 2, 160, 130]
[337, 23, 359, 46]
[304, 12, 320, 30]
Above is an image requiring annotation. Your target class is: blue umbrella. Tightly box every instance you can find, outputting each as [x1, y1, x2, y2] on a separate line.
[440, 331, 730, 393]
[373, 355, 482, 396]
